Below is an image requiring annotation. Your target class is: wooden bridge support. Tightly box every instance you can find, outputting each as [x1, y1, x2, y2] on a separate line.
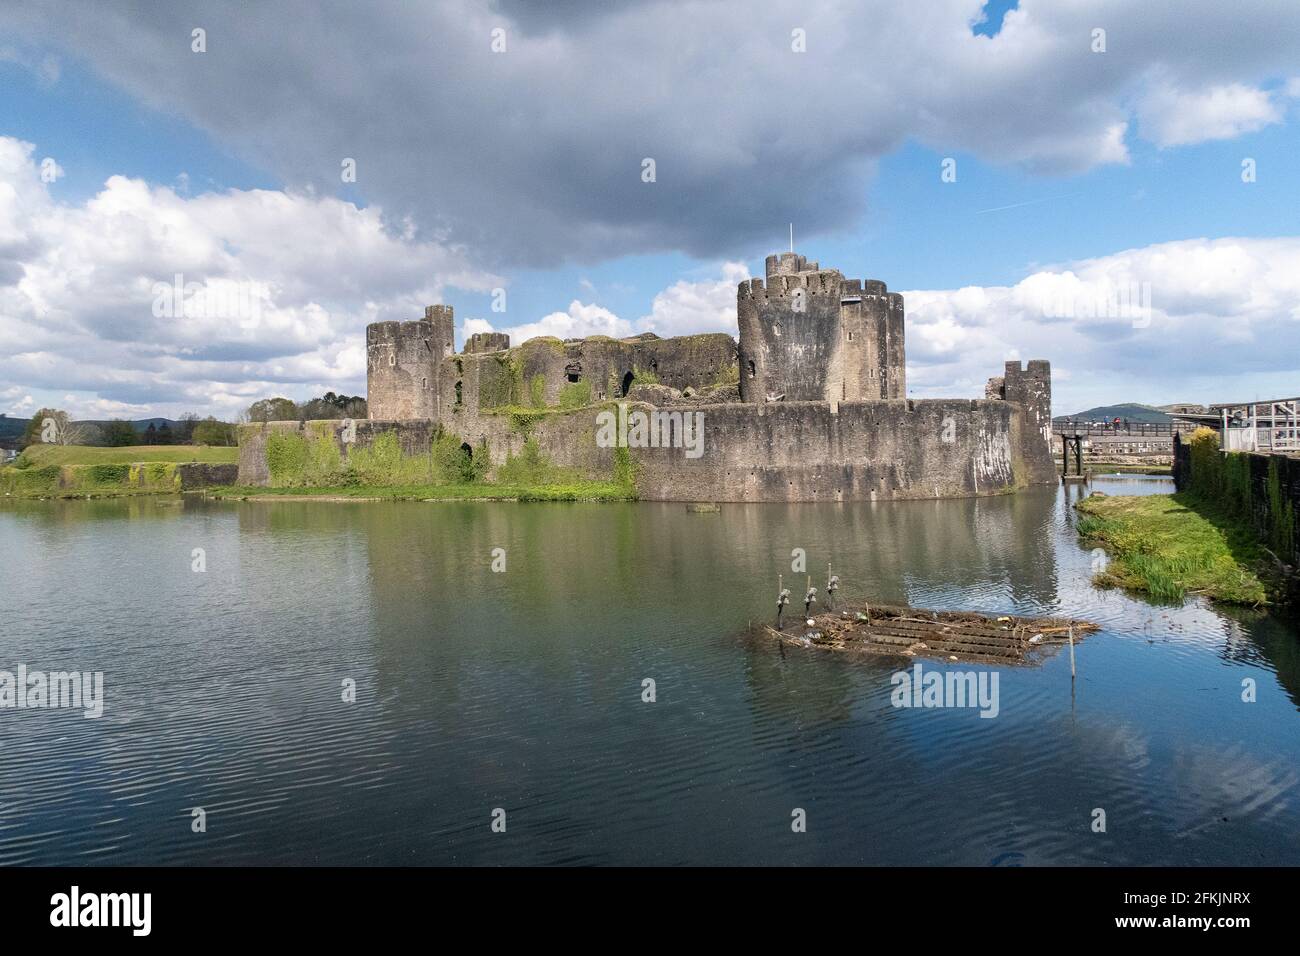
[1061, 433, 1085, 480]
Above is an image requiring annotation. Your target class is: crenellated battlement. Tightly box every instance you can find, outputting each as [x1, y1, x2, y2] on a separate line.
[739, 273, 895, 301]
[765, 252, 820, 277]
[738, 270, 847, 299]
[840, 278, 889, 296]
[465, 331, 511, 354]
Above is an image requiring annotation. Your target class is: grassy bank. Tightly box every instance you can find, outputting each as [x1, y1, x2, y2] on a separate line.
[1076, 492, 1269, 604]
[2, 461, 183, 497]
[1089, 462, 1171, 475]
[1, 444, 236, 498]
[208, 480, 632, 502]
[15, 444, 236, 466]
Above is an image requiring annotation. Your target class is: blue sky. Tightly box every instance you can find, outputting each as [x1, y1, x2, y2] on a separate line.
[1, 0, 1298, 418]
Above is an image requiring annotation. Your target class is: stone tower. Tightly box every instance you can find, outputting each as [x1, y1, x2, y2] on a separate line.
[366, 305, 455, 421]
[992, 359, 1055, 484]
[737, 253, 905, 404]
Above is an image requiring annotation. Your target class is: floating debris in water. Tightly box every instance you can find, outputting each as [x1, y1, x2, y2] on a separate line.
[754, 603, 1098, 665]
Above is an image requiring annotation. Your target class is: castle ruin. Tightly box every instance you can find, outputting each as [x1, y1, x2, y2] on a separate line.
[239, 250, 1056, 501]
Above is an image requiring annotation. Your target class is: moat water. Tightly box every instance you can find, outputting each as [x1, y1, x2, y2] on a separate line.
[1, 476, 1298, 865]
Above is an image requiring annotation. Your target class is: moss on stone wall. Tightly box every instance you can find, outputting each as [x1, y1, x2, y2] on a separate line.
[712, 362, 740, 387]
[261, 427, 485, 488]
[478, 353, 522, 409]
[612, 446, 637, 493]
[1266, 457, 1297, 560]
[0, 459, 181, 496]
[557, 379, 592, 409]
[266, 431, 309, 484]
[528, 373, 547, 408]
[0, 464, 61, 494]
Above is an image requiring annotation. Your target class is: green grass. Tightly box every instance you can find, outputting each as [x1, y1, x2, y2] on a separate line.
[1088, 463, 1171, 475]
[1076, 492, 1270, 605]
[208, 480, 632, 502]
[15, 444, 236, 466]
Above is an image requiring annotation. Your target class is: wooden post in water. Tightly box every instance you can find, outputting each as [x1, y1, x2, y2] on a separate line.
[777, 573, 784, 630]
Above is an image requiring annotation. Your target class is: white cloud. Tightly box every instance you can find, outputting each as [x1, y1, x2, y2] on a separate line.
[904, 237, 1300, 411]
[495, 300, 634, 344]
[642, 262, 750, 337]
[1138, 81, 1284, 147]
[0, 136, 499, 419]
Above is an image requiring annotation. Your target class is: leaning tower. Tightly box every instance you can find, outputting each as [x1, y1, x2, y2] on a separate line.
[365, 305, 455, 421]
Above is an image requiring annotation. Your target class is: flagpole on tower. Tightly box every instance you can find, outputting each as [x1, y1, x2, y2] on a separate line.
[789, 223, 794, 252]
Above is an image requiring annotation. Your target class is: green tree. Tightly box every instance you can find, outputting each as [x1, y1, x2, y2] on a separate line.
[102, 420, 138, 446]
[21, 408, 88, 447]
[299, 393, 367, 420]
[175, 413, 199, 444]
[246, 397, 300, 422]
[192, 417, 237, 446]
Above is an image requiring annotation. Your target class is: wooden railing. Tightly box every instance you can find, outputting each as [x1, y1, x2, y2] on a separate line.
[1051, 421, 1178, 437]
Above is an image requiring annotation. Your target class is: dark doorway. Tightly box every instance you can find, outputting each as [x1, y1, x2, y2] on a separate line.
[460, 442, 473, 459]
[621, 371, 634, 396]
[454, 380, 463, 405]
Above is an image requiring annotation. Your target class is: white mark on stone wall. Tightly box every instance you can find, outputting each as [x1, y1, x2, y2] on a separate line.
[974, 426, 1013, 484]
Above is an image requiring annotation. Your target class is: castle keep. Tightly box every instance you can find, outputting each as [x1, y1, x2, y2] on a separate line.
[239, 250, 1057, 501]
[738, 253, 905, 404]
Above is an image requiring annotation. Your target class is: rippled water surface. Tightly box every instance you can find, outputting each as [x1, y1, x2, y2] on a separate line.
[2, 479, 1297, 865]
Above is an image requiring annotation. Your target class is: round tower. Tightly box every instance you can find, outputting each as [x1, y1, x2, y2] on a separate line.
[738, 253, 843, 403]
[366, 304, 454, 421]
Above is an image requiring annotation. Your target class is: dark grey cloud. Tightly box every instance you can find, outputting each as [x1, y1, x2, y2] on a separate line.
[2, 0, 1299, 271]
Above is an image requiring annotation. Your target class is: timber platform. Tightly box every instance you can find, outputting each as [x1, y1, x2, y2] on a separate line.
[755, 603, 1098, 665]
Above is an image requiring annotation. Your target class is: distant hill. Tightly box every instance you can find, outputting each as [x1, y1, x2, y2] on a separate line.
[0, 415, 182, 435]
[79, 417, 181, 433]
[0, 415, 25, 440]
[0, 414, 186, 448]
[1055, 403, 1173, 424]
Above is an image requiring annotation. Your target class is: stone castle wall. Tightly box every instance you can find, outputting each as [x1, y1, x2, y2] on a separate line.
[270, 251, 1060, 503]
[439, 333, 737, 423]
[237, 363, 1055, 502]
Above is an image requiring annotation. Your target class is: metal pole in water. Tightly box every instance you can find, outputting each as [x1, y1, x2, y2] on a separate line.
[1068, 625, 1076, 679]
